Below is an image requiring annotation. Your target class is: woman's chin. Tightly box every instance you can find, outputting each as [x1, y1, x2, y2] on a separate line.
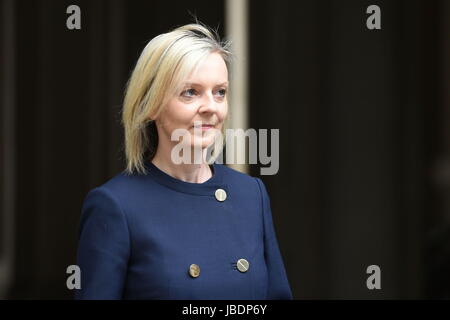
[188, 135, 215, 148]
[191, 140, 214, 150]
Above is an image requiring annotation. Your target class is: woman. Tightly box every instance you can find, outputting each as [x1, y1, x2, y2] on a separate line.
[75, 23, 292, 300]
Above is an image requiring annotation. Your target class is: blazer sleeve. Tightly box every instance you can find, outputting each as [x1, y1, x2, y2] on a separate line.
[255, 177, 293, 300]
[74, 187, 130, 300]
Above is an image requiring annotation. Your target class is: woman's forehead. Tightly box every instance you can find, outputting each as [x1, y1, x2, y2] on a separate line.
[170, 52, 228, 93]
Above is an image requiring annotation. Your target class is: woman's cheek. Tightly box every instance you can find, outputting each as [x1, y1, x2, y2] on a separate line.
[220, 105, 228, 121]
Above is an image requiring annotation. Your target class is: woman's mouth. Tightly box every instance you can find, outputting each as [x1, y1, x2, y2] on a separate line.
[193, 124, 214, 130]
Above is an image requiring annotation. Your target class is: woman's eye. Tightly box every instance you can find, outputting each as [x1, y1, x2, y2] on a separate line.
[182, 89, 196, 97]
[217, 89, 227, 97]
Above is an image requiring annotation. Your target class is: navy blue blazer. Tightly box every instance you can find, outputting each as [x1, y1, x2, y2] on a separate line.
[75, 160, 292, 299]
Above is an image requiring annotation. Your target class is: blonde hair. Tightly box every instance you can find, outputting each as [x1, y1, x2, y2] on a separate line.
[121, 23, 233, 175]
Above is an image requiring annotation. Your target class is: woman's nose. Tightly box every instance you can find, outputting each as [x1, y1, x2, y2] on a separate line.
[199, 92, 218, 113]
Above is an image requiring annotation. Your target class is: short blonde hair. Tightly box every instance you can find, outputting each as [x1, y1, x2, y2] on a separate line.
[121, 23, 233, 175]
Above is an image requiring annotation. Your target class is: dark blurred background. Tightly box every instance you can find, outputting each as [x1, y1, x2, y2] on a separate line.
[0, 0, 449, 299]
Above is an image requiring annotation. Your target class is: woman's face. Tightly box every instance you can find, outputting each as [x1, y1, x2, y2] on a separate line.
[155, 52, 229, 157]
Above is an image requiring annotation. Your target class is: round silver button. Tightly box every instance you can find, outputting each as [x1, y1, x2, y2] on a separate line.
[215, 188, 227, 202]
[237, 258, 249, 273]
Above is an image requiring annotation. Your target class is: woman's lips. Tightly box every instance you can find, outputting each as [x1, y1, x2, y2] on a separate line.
[193, 124, 214, 130]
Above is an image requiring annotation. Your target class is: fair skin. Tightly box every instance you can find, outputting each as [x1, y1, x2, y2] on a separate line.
[152, 52, 229, 183]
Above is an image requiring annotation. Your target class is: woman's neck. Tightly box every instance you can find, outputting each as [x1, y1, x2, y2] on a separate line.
[151, 145, 212, 183]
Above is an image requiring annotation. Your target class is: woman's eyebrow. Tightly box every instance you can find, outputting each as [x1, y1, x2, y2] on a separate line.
[183, 81, 228, 87]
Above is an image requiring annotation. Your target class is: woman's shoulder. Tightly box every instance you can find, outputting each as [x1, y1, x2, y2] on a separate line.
[81, 170, 160, 207]
[216, 163, 255, 180]
[215, 163, 267, 195]
[92, 169, 145, 191]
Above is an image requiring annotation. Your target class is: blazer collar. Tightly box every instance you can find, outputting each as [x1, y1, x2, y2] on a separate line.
[144, 160, 226, 196]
